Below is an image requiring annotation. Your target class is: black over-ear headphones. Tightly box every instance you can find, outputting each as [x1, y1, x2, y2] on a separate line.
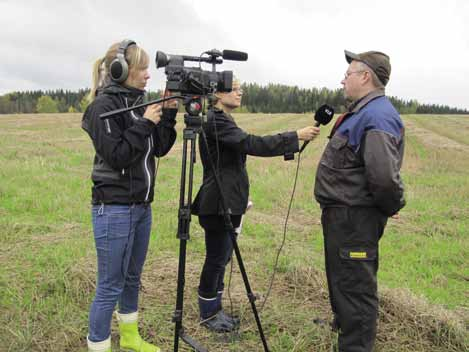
[109, 39, 136, 83]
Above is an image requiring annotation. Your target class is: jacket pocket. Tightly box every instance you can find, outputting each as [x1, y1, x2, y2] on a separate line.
[338, 246, 377, 293]
[92, 156, 120, 180]
[322, 135, 348, 169]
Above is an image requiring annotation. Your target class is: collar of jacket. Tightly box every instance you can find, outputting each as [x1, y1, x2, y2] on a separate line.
[347, 88, 385, 113]
[209, 106, 234, 121]
[209, 106, 224, 113]
[97, 78, 145, 105]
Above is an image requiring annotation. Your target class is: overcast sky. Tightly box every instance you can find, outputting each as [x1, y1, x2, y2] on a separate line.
[1, 0, 468, 109]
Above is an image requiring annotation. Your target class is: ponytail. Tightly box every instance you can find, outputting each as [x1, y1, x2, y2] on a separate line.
[87, 57, 106, 103]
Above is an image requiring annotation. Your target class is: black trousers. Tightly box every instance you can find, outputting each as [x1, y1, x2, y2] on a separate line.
[321, 207, 387, 352]
[198, 215, 242, 298]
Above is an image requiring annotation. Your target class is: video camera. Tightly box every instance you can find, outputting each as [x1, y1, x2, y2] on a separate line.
[99, 49, 248, 120]
[155, 49, 248, 96]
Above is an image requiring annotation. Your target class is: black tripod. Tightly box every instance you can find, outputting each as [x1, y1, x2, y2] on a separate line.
[172, 98, 270, 352]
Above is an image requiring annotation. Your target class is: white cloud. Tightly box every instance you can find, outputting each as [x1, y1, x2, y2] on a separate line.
[1, 0, 468, 109]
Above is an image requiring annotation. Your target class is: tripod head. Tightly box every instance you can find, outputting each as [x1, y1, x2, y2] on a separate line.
[181, 95, 206, 130]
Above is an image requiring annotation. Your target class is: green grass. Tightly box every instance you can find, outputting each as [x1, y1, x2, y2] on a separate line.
[0, 113, 468, 351]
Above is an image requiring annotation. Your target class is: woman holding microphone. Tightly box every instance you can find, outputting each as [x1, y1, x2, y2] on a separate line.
[192, 78, 320, 332]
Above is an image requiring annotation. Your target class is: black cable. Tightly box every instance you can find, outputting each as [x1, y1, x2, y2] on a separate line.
[153, 82, 168, 192]
[213, 112, 220, 174]
[259, 150, 302, 312]
[216, 111, 238, 332]
[211, 108, 304, 319]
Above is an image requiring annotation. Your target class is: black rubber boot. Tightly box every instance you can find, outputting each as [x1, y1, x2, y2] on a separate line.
[199, 296, 236, 333]
[216, 291, 240, 327]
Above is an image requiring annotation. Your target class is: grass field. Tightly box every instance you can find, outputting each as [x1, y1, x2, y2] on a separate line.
[0, 112, 468, 351]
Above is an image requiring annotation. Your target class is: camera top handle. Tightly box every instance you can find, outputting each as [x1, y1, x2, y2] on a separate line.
[156, 50, 223, 72]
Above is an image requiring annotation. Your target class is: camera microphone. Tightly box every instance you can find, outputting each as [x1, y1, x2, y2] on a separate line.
[299, 104, 334, 153]
[222, 50, 248, 61]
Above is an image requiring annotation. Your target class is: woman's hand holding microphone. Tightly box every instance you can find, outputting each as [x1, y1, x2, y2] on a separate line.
[297, 126, 320, 141]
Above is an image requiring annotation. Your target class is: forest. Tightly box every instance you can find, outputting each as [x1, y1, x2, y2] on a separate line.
[0, 84, 467, 115]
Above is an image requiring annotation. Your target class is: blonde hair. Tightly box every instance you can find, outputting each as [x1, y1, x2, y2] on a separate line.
[88, 41, 149, 102]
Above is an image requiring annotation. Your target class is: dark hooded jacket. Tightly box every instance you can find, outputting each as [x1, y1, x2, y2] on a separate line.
[82, 83, 177, 204]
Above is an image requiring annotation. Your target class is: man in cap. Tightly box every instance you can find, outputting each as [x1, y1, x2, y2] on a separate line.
[314, 50, 406, 351]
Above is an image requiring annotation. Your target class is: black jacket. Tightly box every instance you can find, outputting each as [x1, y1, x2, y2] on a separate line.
[82, 83, 177, 204]
[192, 108, 299, 216]
[314, 91, 405, 216]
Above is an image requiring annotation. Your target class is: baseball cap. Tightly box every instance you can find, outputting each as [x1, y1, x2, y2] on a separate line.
[344, 50, 391, 86]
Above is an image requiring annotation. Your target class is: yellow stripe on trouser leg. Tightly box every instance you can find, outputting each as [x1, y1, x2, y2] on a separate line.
[116, 311, 160, 352]
[349, 251, 367, 259]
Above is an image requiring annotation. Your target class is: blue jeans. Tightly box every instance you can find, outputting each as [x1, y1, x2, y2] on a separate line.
[88, 203, 152, 342]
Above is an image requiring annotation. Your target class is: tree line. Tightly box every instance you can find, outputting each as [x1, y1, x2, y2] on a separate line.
[0, 85, 467, 115]
[239, 83, 469, 114]
[0, 89, 91, 114]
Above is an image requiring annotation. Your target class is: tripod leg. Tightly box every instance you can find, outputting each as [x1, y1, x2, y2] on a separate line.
[173, 126, 207, 352]
[173, 137, 189, 352]
[228, 229, 270, 352]
[173, 239, 187, 351]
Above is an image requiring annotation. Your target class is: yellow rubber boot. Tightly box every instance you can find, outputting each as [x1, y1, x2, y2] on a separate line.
[87, 335, 111, 352]
[116, 311, 160, 352]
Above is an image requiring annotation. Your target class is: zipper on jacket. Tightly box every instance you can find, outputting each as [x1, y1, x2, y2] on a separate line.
[124, 95, 151, 200]
[125, 96, 143, 121]
[143, 136, 152, 201]
[104, 119, 111, 133]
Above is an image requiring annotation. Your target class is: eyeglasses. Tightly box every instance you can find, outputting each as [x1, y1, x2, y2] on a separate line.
[344, 70, 366, 79]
